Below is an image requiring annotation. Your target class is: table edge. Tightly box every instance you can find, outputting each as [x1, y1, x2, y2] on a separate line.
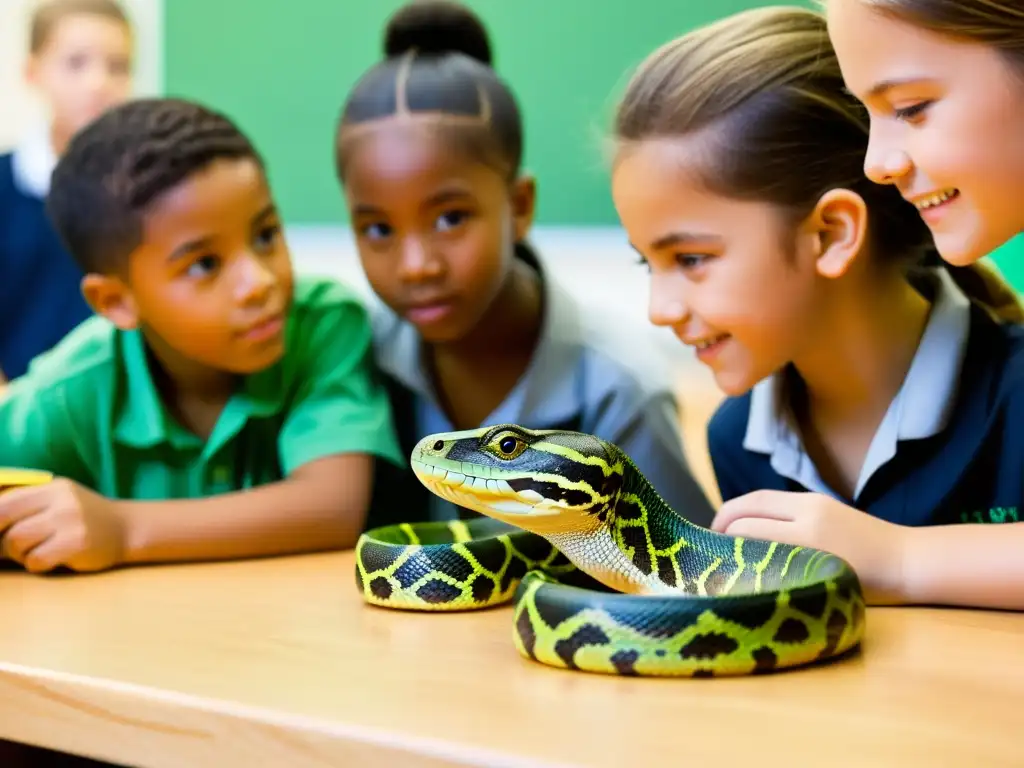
[0, 662, 567, 768]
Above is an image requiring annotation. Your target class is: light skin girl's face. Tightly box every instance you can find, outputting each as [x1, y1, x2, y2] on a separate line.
[827, 0, 1024, 265]
[611, 138, 839, 397]
[26, 12, 134, 144]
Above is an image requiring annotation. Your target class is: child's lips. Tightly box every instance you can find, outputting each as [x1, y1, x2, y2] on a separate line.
[909, 188, 960, 223]
[240, 313, 285, 342]
[683, 333, 731, 363]
[404, 297, 458, 326]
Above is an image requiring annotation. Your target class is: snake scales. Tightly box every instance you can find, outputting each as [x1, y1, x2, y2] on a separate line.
[355, 424, 865, 677]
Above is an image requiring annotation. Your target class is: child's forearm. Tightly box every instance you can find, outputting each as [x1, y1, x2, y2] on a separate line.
[901, 522, 1024, 610]
[118, 455, 373, 565]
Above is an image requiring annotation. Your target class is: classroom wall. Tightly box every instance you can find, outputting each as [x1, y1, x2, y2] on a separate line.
[163, 0, 796, 227]
[160, 0, 1024, 290]
[2, 0, 1022, 293]
[0, 0, 164, 152]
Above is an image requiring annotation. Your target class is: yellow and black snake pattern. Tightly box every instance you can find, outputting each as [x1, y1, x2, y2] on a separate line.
[355, 424, 866, 677]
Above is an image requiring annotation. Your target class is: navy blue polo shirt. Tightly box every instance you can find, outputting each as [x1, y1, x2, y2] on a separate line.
[707, 269, 1024, 527]
[0, 131, 92, 380]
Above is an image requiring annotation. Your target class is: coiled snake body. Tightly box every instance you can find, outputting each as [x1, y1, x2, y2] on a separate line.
[355, 424, 865, 677]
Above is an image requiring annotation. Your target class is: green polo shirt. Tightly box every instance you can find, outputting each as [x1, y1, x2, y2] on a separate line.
[0, 276, 404, 499]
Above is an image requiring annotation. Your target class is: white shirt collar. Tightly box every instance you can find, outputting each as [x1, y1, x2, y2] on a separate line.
[11, 125, 57, 199]
[742, 266, 972, 500]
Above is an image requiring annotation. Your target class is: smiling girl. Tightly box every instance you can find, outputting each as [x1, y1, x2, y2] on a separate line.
[824, 0, 1024, 307]
[611, 6, 1024, 610]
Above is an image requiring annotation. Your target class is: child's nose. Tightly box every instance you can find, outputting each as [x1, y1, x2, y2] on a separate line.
[647, 276, 689, 327]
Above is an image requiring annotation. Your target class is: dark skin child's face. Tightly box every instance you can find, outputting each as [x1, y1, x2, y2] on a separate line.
[339, 119, 535, 344]
[82, 157, 295, 387]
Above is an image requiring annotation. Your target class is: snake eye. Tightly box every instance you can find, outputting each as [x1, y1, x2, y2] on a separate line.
[489, 430, 528, 460]
[432, 440, 444, 451]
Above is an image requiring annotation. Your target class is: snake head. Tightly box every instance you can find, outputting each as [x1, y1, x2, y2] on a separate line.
[410, 424, 625, 536]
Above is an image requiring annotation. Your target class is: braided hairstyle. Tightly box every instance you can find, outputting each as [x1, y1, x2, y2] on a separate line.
[335, 0, 523, 182]
[47, 97, 261, 274]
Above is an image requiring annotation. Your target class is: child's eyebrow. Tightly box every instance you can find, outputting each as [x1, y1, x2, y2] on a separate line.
[349, 187, 475, 218]
[351, 203, 384, 217]
[648, 231, 723, 251]
[168, 236, 214, 262]
[421, 187, 473, 210]
[250, 204, 278, 225]
[866, 76, 932, 99]
[165, 205, 278, 261]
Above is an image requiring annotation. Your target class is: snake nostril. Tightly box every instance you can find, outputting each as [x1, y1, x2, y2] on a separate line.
[432, 440, 444, 451]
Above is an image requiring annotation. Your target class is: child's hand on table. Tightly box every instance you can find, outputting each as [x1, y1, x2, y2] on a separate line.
[712, 489, 908, 604]
[0, 479, 127, 573]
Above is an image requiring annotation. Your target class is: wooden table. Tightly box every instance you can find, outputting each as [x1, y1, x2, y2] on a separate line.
[0, 553, 1019, 767]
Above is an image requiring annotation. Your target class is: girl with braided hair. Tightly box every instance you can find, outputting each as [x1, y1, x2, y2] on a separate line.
[335, 0, 715, 527]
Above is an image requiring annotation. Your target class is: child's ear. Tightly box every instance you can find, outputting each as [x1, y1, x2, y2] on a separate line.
[510, 174, 537, 243]
[799, 188, 868, 279]
[81, 274, 139, 330]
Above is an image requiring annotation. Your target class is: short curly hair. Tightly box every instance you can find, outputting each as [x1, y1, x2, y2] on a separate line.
[47, 97, 263, 274]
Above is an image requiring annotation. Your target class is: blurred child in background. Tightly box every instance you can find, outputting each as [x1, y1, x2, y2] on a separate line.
[0, 0, 133, 384]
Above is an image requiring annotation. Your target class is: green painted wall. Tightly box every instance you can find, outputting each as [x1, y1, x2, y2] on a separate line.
[991, 237, 1024, 291]
[164, 0, 1024, 289]
[163, 0, 790, 226]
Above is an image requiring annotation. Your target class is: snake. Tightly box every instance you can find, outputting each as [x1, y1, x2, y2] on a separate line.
[355, 424, 865, 677]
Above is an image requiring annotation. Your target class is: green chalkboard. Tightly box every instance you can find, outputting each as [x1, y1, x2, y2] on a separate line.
[163, 0, 786, 226]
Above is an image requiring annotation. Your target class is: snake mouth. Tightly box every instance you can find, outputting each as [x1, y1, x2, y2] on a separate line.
[411, 458, 554, 517]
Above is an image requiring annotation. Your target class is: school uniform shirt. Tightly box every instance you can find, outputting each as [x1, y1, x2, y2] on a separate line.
[367, 242, 716, 529]
[707, 267, 1024, 527]
[0, 276, 404, 499]
[0, 128, 92, 380]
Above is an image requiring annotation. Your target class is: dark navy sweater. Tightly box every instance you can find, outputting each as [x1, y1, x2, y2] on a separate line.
[0, 151, 92, 380]
[707, 304, 1024, 527]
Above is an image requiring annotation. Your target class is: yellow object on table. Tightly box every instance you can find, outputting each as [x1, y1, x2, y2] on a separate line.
[0, 468, 52, 492]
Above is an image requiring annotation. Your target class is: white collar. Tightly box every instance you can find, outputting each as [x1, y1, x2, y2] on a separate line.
[11, 125, 57, 199]
[742, 267, 972, 499]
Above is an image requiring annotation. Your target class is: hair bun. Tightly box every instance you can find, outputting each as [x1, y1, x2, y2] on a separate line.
[383, 0, 492, 65]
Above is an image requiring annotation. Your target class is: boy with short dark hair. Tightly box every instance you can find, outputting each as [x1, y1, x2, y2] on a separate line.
[0, 97, 404, 574]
